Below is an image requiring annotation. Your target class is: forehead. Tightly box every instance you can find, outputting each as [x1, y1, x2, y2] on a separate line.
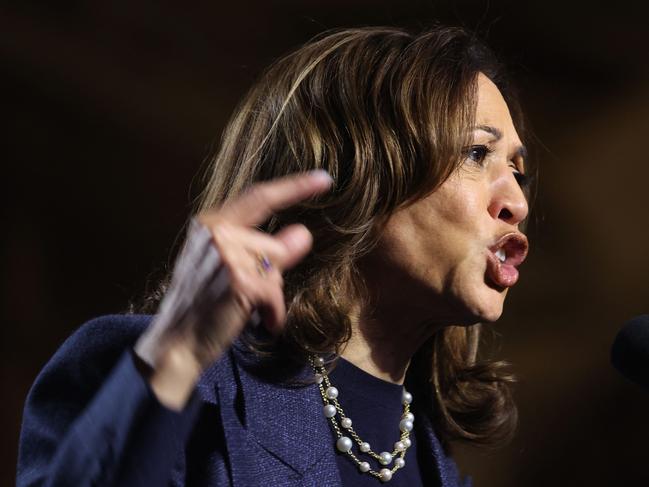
[475, 73, 520, 143]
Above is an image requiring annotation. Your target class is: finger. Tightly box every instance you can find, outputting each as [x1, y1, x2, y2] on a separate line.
[272, 224, 313, 270]
[257, 282, 287, 335]
[210, 224, 307, 274]
[219, 170, 333, 226]
[231, 224, 313, 271]
[229, 263, 286, 334]
[226, 263, 282, 318]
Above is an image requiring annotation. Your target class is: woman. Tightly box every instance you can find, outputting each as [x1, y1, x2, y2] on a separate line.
[17, 25, 531, 486]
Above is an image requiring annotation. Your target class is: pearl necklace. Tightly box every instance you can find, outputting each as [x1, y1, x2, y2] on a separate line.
[311, 356, 414, 483]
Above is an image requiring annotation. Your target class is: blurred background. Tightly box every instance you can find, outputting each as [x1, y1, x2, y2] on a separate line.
[3, 1, 649, 485]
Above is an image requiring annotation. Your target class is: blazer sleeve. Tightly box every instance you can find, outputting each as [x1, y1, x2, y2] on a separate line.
[16, 314, 202, 487]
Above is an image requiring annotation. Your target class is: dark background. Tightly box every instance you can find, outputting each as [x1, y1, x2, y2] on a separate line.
[3, 1, 649, 485]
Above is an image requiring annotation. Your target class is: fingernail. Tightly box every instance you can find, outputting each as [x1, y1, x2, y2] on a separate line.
[308, 169, 333, 184]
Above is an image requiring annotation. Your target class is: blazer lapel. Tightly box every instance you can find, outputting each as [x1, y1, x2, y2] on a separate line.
[416, 413, 467, 487]
[201, 347, 341, 486]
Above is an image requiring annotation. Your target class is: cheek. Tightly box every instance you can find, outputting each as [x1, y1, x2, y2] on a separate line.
[391, 200, 480, 284]
[376, 179, 488, 279]
[415, 192, 484, 268]
[425, 187, 493, 289]
[433, 183, 483, 231]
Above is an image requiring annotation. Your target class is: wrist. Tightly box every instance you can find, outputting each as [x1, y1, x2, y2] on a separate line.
[147, 340, 202, 411]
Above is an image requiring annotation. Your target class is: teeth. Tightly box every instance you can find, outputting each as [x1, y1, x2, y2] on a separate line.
[495, 248, 506, 263]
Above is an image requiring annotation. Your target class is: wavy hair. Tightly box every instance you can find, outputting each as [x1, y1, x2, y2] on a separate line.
[159, 25, 525, 448]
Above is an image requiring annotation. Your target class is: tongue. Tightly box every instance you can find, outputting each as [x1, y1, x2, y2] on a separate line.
[487, 259, 519, 288]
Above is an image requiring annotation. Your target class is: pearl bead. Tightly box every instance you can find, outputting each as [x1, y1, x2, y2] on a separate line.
[402, 437, 412, 448]
[323, 404, 337, 418]
[379, 468, 393, 482]
[314, 373, 323, 384]
[360, 442, 371, 452]
[325, 386, 339, 400]
[394, 441, 405, 452]
[341, 417, 352, 429]
[404, 412, 414, 422]
[394, 457, 405, 468]
[402, 390, 413, 404]
[359, 461, 370, 472]
[336, 436, 353, 452]
[314, 356, 325, 367]
[379, 451, 393, 465]
[399, 419, 414, 432]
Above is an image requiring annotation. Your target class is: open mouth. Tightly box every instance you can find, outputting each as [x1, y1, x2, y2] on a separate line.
[486, 233, 529, 288]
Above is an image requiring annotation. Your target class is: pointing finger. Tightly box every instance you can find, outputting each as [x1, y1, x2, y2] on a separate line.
[217, 170, 333, 226]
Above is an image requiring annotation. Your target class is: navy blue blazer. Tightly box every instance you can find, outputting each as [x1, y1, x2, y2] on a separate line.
[17, 314, 470, 487]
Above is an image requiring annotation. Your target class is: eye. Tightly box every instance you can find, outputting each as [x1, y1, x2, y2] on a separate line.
[465, 145, 493, 165]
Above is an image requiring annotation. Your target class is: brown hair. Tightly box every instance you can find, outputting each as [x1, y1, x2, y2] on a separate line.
[182, 25, 523, 448]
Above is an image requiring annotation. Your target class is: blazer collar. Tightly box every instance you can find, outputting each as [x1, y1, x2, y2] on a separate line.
[236, 349, 336, 475]
[198, 344, 340, 480]
[416, 412, 464, 487]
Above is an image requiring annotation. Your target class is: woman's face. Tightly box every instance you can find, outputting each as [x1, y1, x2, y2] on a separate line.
[369, 73, 529, 325]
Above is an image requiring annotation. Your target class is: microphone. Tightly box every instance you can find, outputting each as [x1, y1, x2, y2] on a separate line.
[611, 315, 649, 391]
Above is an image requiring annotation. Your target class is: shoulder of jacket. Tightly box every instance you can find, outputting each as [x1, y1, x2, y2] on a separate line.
[60, 313, 151, 354]
[31, 314, 153, 391]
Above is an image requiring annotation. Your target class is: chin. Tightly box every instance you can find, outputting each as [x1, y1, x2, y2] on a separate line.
[476, 303, 504, 323]
[461, 287, 507, 324]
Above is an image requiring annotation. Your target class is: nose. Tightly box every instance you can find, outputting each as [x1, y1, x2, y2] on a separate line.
[488, 170, 529, 226]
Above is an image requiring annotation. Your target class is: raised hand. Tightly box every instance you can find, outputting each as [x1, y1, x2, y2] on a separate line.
[135, 170, 333, 409]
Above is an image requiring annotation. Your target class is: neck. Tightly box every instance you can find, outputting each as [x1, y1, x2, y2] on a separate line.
[340, 302, 441, 385]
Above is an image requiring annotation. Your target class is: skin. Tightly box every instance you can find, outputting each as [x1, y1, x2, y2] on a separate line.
[143, 73, 528, 409]
[341, 74, 529, 384]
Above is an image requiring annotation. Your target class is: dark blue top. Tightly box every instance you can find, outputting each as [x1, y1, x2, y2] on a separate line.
[329, 358, 426, 486]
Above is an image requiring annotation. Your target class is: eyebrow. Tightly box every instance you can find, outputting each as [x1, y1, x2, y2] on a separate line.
[475, 124, 528, 160]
